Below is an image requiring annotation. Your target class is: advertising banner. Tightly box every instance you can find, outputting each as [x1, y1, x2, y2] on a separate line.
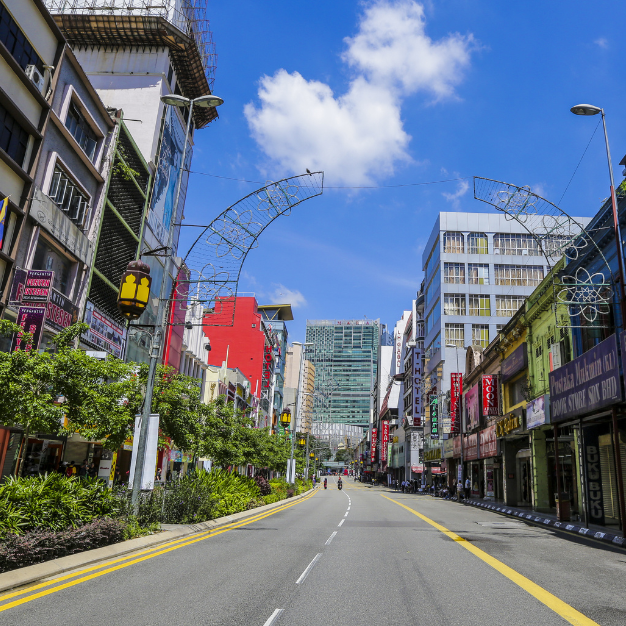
[463, 433, 478, 461]
[11, 306, 46, 351]
[413, 347, 423, 426]
[501, 343, 527, 382]
[450, 373, 462, 433]
[45, 288, 79, 333]
[465, 383, 480, 431]
[583, 426, 605, 526]
[9, 268, 53, 305]
[443, 437, 455, 459]
[82, 300, 127, 359]
[370, 428, 377, 463]
[453, 434, 462, 459]
[479, 425, 497, 458]
[549, 334, 622, 422]
[526, 395, 550, 430]
[429, 393, 439, 439]
[148, 106, 192, 251]
[381, 421, 389, 462]
[482, 375, 499, 417]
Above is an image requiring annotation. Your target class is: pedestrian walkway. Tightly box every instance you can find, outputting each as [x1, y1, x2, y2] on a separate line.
[461, 496, 625, 549]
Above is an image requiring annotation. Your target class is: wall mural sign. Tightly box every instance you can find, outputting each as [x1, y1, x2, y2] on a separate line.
[450, 373, 462, 434]
[413, 347, 423, 426]
[482, 375, 499, 417]
[549, 333, 622, 422]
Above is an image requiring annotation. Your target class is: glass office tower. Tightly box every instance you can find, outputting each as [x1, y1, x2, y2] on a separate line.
[305, 319, 380, 429]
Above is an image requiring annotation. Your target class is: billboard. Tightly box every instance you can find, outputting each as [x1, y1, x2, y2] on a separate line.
[526, 395, 550, 430]
[429, 393, 439, 439]
[82, 301, 127, 358]
[148, 106, 193, 250]
[45, 288, 79, 333]
[9, 269, 53, 305]
[465, 383, 480, 431]
[412, 347, 423, 426]
[370, 428, 377, 463]
[450, 373, 462, 433]
[482, 375, 499, 417]
[380, 421, 389, 462]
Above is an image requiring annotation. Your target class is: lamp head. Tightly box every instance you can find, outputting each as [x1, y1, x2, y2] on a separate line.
[160, 94, 190, 107]
[570, 103, 602, 116]
[194, 94, 224, 108]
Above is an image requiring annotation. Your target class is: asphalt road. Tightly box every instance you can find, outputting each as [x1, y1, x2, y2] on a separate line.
[3, 478, 626, 626]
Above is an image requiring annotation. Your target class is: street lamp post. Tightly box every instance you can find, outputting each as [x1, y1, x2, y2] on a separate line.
[571, 104, 626, 535]
[130, 93, 223, 508]
[292, 341, 314, 480]
[280, 407, 294, 483]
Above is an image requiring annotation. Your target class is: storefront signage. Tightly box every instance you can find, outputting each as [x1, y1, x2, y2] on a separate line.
[45, 288, 79, 332]
[411, 464, 424, 473]
[395, 330, 402, 372]
[429, 393, 439, 439]
[82, 300, 127, 359]
[424, 447, 442, 461]
[463, 433, 478, 461]
[413, 347, 423, 426]
[465, 383, 480, 431]
[370, 428, 377, 463]
[482, 375, 499, 417]
[450, 373, 462, 434]
[479, 425, 497, 458]
[443, 437, 454, 459]
[496, 411, 523, 437]
[11, 306, 46, 351]
[583, 427, 605, 526]
[453, 435, 462, 459]
[501, 343, 527, 382]
[526, 394, 550, 430]
[381, 421, 389, 462]
[9, 268, 53, 305]
[549, 334, 622, 422]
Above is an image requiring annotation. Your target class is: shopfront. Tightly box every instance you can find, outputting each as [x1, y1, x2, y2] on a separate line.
[479, 424, 498, 500]
[495, 408, 531, 506]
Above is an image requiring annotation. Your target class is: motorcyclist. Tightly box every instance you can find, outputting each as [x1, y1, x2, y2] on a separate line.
[338, 477, 343, 490]
[324, 478, 328, 489]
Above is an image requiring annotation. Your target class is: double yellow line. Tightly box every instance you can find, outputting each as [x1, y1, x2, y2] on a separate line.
[0, 490, 317, 613]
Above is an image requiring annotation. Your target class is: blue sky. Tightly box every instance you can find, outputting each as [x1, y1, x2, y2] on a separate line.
[182, 0, 626, 342]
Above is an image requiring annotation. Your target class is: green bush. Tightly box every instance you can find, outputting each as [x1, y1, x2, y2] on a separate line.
[0, 474, 119, 536]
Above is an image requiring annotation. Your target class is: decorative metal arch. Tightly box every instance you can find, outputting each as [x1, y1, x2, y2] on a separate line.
[176, 171, 324, 326]
[473, 177, 614, 327]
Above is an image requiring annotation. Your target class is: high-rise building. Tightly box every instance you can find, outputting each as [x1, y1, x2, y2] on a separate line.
[422, 211, 591, 429]
[305, 319, 380, 430]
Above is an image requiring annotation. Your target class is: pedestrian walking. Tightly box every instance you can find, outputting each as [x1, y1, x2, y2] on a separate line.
[78, 460, 88, 478]
[464, 477, 471, 500]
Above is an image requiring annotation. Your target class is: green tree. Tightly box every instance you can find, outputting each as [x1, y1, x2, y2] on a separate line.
[334, 448, 353, 464]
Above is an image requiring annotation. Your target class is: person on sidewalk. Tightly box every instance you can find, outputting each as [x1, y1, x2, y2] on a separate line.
[464, 477, 471, 500]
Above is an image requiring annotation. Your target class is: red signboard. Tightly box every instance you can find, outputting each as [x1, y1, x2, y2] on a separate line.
[370, 428, 377, 462]
[381, 421, 389, 463]
[482, 375, 499, 417]
[450, 373, 462, 433]
[463, 433, 478, 461]
[11, 306, 46, 351]
[479, 425, 497, 458]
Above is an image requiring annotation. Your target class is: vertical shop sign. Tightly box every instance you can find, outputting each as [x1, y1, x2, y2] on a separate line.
[413, 347, 423, 426]
[430, 394, 439, 439]
[584, 427, 605, 526]
[465, 383, 480, 431]
[371, 428, 378, 463]
[11, 306, 46, 351]
[381, 421, 389, 462]
[482, 375, 499, 417]
[450, 373, 462, 433]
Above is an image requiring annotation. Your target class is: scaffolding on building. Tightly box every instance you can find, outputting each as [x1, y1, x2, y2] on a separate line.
[44, 0, 218, 128]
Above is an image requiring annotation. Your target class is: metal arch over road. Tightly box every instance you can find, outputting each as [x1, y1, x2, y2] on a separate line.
[179, 171, 324, 326]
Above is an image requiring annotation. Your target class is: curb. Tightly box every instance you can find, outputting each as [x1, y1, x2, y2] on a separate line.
[463, 499, 626, 549]
[0, 488, 314, 594]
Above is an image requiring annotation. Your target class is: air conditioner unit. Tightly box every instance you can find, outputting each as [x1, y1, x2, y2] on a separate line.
[25, 65, 45, 93]
[522, 249, 529, 255]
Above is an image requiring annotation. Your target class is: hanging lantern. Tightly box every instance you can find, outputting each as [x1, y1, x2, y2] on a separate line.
[310, 452, 315, 459]
[117, 259, 152, 320]
[279, 408, 291, 429]
[298, 437, 306, 449]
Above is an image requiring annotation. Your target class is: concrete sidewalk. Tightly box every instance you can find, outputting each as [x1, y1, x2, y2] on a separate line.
[0, 488, 314, 594]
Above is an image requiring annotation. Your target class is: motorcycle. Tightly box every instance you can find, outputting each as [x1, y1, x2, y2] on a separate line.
[338, 481, 343, 491]
[324, 480, 327, 490]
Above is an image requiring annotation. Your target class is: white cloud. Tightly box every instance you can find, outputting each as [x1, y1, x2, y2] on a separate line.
[442, 179, 469, 208]
[594, 37, 608, 49]
[244, 1, 477, 186]
[267, 284, 308, 308]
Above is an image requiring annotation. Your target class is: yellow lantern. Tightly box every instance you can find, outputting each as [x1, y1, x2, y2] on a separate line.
[279, 408, 291, 429]
[298, 437, 306, 449]
[117, 260, 152, 320]
[310, 452, 315, 459]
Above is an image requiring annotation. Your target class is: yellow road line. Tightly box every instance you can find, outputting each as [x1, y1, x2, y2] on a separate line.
[0, 490, 317, 612]
[382, 495, 599, 626]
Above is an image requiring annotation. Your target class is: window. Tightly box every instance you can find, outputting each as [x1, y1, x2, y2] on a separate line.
[0, 4, 44, 72]
[443, 231, 464, 254]
[425, 274, 438, 308]
[495, 295, 526, 317]
[468, 263, 489, 285]
[426, 299, 440, 335]
[0, 102, 29, 166]
[445, 323, 465, 348]
[472, 324, 490, 349]
[425, 237, 440, 280]
[493, 233, 540, 256]
[32, 237, 73, 296]
[426, 333, 441, 357]
[48, 165, 90, 229]
[468, 232, 488, 254]
[509, 376, 527, 406]
[66, 102, 98, 161]
[444, 262, 465, 284]
[443, 293, 465, 316]
[468, 295, 491, 316]
[494, 265, 544, 286]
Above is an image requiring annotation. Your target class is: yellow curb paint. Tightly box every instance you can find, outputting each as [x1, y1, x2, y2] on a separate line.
[381, 495, 599, 626]
[0, 490, 317, 612]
